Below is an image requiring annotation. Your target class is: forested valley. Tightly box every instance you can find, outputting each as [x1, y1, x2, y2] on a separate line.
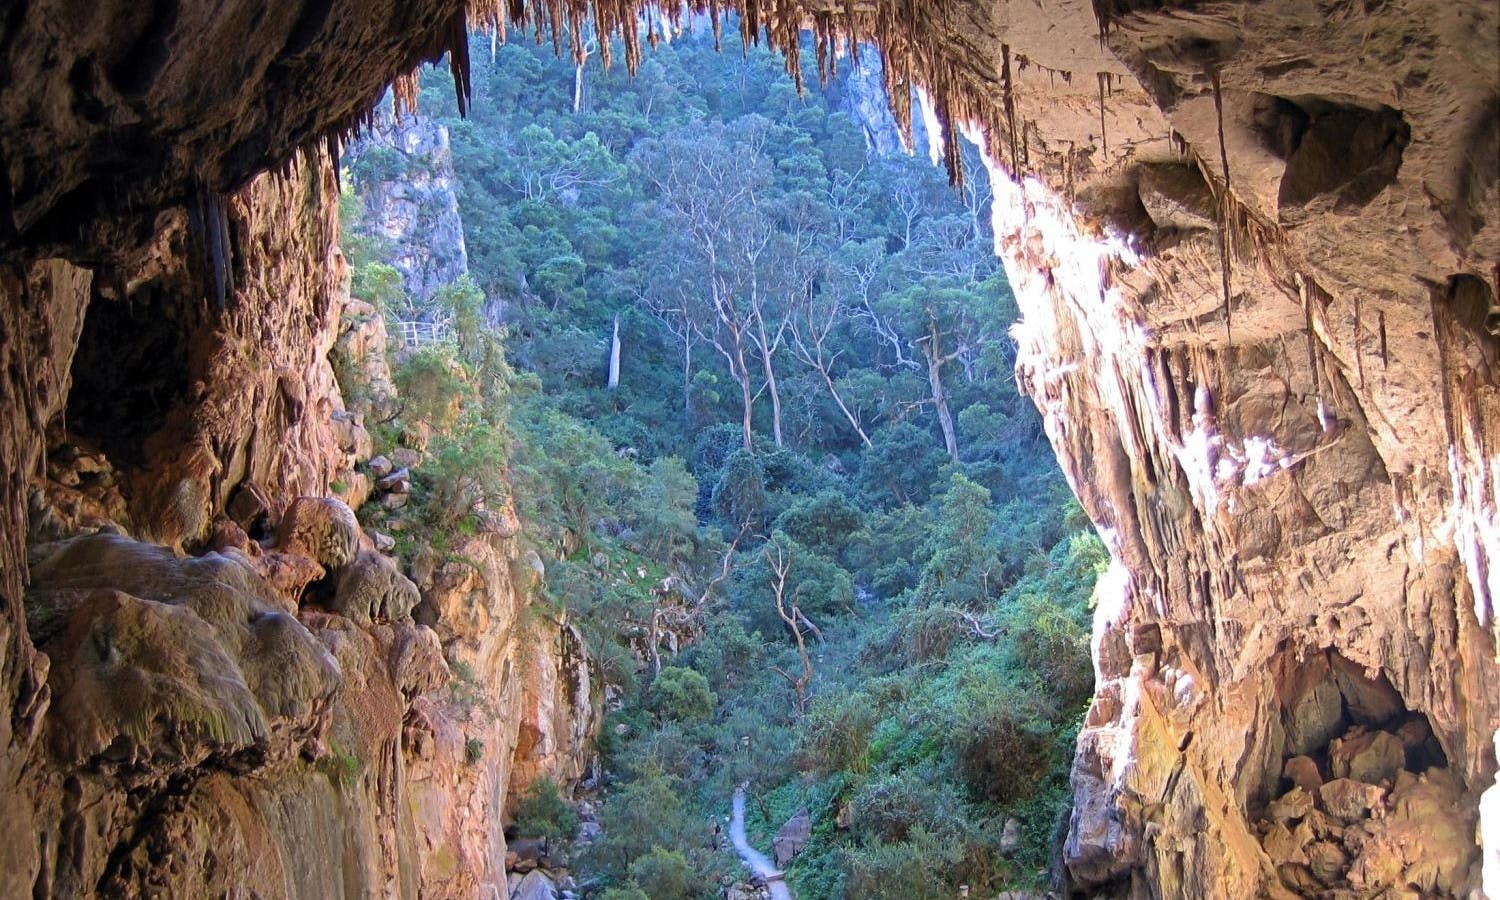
[339, 27, 1103, 899]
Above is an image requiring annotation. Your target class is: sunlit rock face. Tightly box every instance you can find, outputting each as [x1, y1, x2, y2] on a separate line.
[966, 0, 1498, 894]
[0, 0, 1494, 896]
[352, 113, 472, 303]
[1, 153, 599, 899]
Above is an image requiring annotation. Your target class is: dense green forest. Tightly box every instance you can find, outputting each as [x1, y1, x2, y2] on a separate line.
[340, 27, 1101, 899]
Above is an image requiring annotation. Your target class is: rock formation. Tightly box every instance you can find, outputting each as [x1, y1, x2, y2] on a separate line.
[350, 112, 472, 304]
[0, 0, 1495, 898]
[3, 150, 599, 898]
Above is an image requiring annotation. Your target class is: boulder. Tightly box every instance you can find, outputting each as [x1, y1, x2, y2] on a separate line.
[511, 870, 556, 900]
[1282, 755, 1323, 794]
[1329, 656, 1404, 726]
[772, 808, 812, 867]
[331, 550, 420, 622]
[1000, 817, 1023, 855]
[1265, 786, 1315, 823]
[275, 496, 360, 571]
[365, 529, 396, 554]
[510, 838, 547, 863]
[1318, 779, 1386, 823]
[26, 534, 341, 768]
[226, 481, 272, 532]
[376, 467, 410, 494]
[366, 455, 393, 479]
[1306, 840, 1349, 885]
[1284, 680, 1344, 756]
[390, 623, 448, 696]
[391, 446, 423, 469]
[1136, 162, 1216, 231]
[1329, 728, 1406, 785]
[1262, 822, 1309, 866]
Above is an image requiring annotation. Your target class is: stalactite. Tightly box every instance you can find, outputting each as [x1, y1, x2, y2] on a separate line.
[1001, 44, 1019, 175]
[1097, 71, 1108, 155]
[1354, 292, 1365, 390]
[1378, 310, 1389, 368]
[188, 185, 233, 312]
[1210, 70, 1233, 348]
[1430, 295, 1461, 472]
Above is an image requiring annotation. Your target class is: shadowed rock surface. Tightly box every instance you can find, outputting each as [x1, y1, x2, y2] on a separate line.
[0, 0, 1494, 897]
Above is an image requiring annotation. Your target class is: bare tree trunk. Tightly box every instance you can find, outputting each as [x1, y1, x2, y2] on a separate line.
[682, 336, 693, 423]
[819, 367, 873, 448]
[766, 542, 813, 715]
[753, 306, 784, 447]
[733, 339, 755, 450]
[924, 319, 960, 461]
[607, 314, 621, 389]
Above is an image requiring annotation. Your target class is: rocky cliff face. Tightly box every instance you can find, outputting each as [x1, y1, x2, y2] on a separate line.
[352, 114, 472, 304]
[2, 152, 599, 899]
[0, 1, 1495, 898]
[962, 1, 1499, 896]
[836, 0, 1496, 893]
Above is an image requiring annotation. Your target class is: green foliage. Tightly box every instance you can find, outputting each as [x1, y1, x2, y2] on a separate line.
[393, 347, 467, 430]
[351, 144, 408, 185]
[513, 777, 579, 842]
[843, 828, 966, 900]
[353, 261, 407, 316]
[627, 848, 701, 900]
[322, 739, 362, 789]
[773, 490, 864, 564]
[632, 457, 699, 563]
[422, 418, 510, 528]
[343, 31, 1104, 899]
[795, 689, 878, 776]
[586, 767, 711, 877]
[648, 666, 717, 723]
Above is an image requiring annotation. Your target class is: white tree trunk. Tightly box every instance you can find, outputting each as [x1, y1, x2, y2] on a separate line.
[607, 315, 621, 389]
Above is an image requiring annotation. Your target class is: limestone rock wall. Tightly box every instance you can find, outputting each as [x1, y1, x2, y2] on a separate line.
[962, 0, 1500, 896]
[0, 1, 1495, 898]
[351, 114, 472, 305]
[0, 151, 600, 899]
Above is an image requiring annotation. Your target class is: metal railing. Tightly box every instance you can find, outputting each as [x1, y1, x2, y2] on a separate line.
[396, 320, 452, 348]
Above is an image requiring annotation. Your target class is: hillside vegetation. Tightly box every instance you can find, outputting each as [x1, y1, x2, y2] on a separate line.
[342, 29, 1101, 898]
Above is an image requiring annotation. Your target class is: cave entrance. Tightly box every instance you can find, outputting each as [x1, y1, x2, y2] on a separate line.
[1253, 647, 1475, 896]
[63, 281, 197, 470]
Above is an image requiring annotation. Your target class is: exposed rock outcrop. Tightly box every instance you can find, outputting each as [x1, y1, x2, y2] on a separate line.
[2, 149, 599, 899]
[977, 1, 1499, 895]
[0, 1, 1494, 898]
[351, 113, 472, 304]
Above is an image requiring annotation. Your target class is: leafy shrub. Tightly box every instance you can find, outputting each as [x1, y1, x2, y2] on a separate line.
[632, 456, 700, 563]
[627, 847, 700, 900]
[683, 615, 765, 695]
[393, 347, 468, 430]
[586, 767, 702, 875]
[843, 829, 964, 900]
[773, 489, 865, 563]
[950, 691, 1057, 806]
[513, 777, 579, 841]
[849, 768, 969, 844]
[649, 667, 716, 722]
[796, 690, 878, 776]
